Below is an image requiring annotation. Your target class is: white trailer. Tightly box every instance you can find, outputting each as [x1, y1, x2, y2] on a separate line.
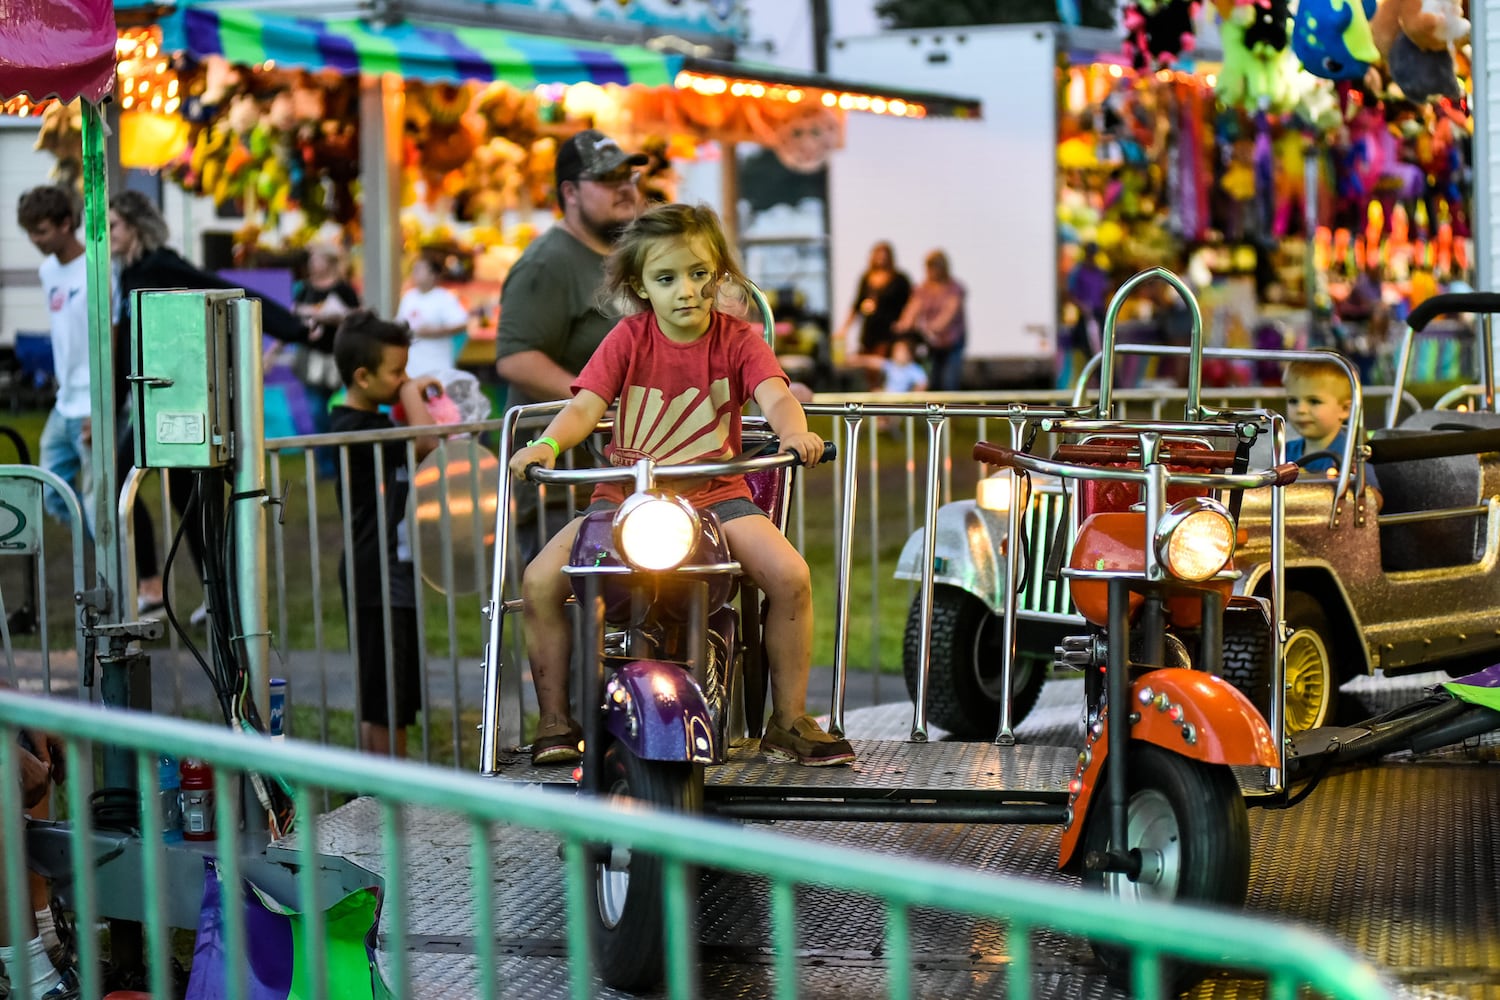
[828, 23, 1068, 369]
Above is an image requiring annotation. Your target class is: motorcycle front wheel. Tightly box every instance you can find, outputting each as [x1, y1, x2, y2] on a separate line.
[1080, 743, 1249, 990]
[590, 744, 704, 992]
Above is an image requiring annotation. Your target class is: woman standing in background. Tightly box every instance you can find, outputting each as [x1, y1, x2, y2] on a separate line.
[896, 249, 967, 391]
[836, 241, 911, 359]
[293, 242, 360, 478]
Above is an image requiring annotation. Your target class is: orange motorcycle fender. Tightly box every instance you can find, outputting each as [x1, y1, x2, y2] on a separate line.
[1056, 668, 1278, 870]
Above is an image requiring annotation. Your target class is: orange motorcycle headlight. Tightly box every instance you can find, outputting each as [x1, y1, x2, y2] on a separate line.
[1154, 497, 1235, 582]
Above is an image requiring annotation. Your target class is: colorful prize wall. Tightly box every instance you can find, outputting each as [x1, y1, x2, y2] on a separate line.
[1058, 0, 1474, 386]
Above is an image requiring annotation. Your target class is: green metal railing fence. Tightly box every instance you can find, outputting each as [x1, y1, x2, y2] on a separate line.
[0, 691, 1390, 1000]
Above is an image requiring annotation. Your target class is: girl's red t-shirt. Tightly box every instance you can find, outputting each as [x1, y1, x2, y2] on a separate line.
[572, 309, 788, 507]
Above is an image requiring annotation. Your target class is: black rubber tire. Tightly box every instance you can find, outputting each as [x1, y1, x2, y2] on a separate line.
[1081, 744, 1251, 991]
[902, 586, 1046, 738]
[590, 745, 704, 992]
[1221, 612, 1274, 719]
[1281, 592, 1338, 733]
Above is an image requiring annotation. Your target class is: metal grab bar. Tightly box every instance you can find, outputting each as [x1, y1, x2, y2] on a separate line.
[1095, 268, 1206, 422]
[974, 442, 1300, 491]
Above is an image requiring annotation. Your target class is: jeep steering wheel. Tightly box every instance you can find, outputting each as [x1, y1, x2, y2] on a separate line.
[1292, 449, 1342, 470]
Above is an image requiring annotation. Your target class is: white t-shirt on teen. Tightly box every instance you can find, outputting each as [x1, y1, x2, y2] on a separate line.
[397, 286, 469, 377]
[40, 253, 91, 419]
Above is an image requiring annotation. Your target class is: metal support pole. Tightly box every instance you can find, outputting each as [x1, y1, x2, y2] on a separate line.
[82, 101, 121, 618]
[232, 299, 271, 726]
[1304, 143, 1320, 306]
[909, 411, 941, 742]
[579, 581, 605, 795]
[1474, 0, 1491, 293]
[829, 410, 861, 738]
[359, 74, 405, 318]
[720, 141, 739, 247]
[1106, 576, 1130, 858]
[995, 416, 1024, 746]
[98, 648, 150, 790]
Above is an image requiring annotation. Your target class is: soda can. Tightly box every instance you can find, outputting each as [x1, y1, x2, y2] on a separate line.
[269, 677, 287, 741]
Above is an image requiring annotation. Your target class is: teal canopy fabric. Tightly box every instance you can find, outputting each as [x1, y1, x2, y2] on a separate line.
[160, 6, 682, 87]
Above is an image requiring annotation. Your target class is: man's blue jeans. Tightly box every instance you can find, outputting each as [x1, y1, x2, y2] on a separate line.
[38, 410, 94, 538]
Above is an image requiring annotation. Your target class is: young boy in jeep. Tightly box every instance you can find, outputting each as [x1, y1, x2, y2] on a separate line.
[1283, 356, 1382, 506]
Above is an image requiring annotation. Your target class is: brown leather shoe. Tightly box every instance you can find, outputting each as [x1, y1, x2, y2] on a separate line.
[760, 714, 856, 766]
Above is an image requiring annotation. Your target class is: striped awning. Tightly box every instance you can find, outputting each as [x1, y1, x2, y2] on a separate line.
[161, 6, 683, 88]
[0, 0, 116, 102]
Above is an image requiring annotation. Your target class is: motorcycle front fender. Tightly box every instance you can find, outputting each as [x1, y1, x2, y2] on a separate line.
[604, 660, 716, 764]
[894, 500, 1007, 613]
[1057, 668, 1277, 869]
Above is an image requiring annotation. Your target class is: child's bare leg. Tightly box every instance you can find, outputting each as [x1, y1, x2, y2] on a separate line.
[521, 517, 585, 731]
[361, 722, 407, 758]
[724, 516, 812, 726]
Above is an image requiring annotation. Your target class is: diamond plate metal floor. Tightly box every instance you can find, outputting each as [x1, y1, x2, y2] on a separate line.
[290, 674, 1500, 999]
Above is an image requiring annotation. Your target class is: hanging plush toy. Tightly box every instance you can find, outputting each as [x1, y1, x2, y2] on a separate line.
[1216, 0, 1301, 112]
[33, 100, 84, 188]
[1369, 0, 1470, 102]
[1292, 0, 1380, 79]
[1387, 33, 1464, 101]
[1243, 0, 1291, 50]
[1122, 0, 1202, 71]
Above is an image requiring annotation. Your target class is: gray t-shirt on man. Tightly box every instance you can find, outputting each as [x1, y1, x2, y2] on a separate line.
[497, 224, 617, 557]
[496, 225, 615, 409]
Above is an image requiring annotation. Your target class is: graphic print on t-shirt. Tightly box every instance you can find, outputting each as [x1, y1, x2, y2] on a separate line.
[612, 378, 733, 466]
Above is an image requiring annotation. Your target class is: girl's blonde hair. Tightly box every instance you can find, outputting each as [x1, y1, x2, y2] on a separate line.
[600, 203, 751, 316]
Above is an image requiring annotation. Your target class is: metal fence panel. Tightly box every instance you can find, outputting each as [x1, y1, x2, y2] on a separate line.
[0, 691, 1391, 999]
[94, 385, 1418, 769]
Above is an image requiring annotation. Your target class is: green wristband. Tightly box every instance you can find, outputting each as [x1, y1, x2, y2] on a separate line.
[528, 436, 561, 457]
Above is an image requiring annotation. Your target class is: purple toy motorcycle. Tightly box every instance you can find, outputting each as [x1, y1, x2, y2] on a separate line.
[482, 418, 831, 990]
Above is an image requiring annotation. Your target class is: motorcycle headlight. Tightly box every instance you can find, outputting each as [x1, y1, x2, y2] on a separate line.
[1154, 497, 1235, 582]
[613, 492, 700, 571]
[976, 470, 1029, 513]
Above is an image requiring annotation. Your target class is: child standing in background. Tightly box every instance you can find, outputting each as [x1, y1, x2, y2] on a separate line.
[397, 257, 470, 378]
[330, 310, 442, 757]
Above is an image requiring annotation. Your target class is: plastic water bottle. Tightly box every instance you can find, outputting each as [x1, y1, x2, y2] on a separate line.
[269, 678, 288, 742]
[179, 758, 214, 842]
[158, 755, 182, 843]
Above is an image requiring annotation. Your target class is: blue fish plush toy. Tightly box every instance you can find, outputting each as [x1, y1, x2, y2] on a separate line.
[1292, 0, 1380, 79]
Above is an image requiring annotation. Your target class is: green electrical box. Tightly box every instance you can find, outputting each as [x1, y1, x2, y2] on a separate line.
[130, 288, 240, 469]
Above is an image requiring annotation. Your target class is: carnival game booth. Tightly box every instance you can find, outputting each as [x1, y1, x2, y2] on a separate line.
[99, 3, 979, 314]
[57, 2, 973, 420]
[1061, 1, 1476, 390]
[830, 4, 1475, 389]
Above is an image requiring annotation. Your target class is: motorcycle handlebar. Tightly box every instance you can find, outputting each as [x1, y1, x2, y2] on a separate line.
[1052, 443, 1241, 468]
[524, 441, 837, 485]
[973, 441, 1300, 490]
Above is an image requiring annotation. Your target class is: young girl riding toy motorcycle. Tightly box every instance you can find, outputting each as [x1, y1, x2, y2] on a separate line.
[507, 202, 855, 768]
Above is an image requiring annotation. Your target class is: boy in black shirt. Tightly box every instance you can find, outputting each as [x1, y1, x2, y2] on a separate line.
[330, 311, 441, 756]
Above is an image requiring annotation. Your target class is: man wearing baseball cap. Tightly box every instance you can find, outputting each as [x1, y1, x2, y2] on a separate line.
[496, 128, 647, 561]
